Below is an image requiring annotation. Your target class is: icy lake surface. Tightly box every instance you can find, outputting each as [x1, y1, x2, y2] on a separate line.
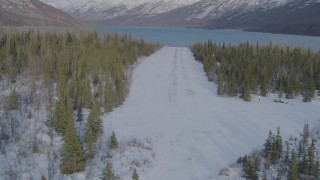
[102, 47, 320, 180]
[96, 26, 320, 50]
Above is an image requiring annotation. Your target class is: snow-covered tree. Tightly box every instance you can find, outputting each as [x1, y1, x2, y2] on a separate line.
[101, 163, 117, 180]
[288, 150, 298, 180]
[7, 89, 19, 110]
[132, 168, 139, 180]
[109, 131, 118, 149]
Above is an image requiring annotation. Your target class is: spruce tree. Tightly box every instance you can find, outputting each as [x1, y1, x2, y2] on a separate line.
[80, 78, 92, 108]
[303, 78, 315, 102]
[101, 163, 117, 180]
[242, 155, 258, 180]
[105, 84, 116, 112]
[241, 77, 251, 101]
[85, 100, 102, 156]
[60, 109, 85, 174]
[52, 100, 69, 135]
[307, 139, 316, 177]
[77, 108, 83, 123]
[284, 141, 290, 166]
[70, 71, 79, 105]
[217, 68, 224, 95]
[264, 130, 273, 158]
[313, 161, 320, 179]
[7, 89, 19, 110]
[272, 127, 283, 162]
[301, 123, 309, 147]
[288, 150, 299, 180]
[132, 168, 139, 180]
[109, 131, 118, 149]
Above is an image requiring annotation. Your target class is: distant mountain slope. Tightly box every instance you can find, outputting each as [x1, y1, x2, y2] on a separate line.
[101, 0, 259, 27]
[40, 0, 291, 22]
[38, 0, 320, 36]
[0, 0, 79, 26]
[40, 0, 202, 21]
[208, 0, 320, 36]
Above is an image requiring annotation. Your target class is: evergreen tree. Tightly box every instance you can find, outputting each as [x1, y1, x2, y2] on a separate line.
[85, 100, 103, 156]
[80, 78, 92, 108]
[52, 100, 69, 135]
[264, 130, 273, 159]
[271, 127, 283, 163]
[70, 70, 79, 108]
[306, 139, 316, 178]
[242, 155, 259, 180]
[278, 75, 285, 98]
[77, 107, 83, 123]
[284, 141, 290, 166]
[313, 161, 320, 179]
[60, 110, 85, 174]
[298, 142, 306, 174]
[241, 76, 251, 101]
[301, 123, 309, 147]
[288, 150, 299, 180]
[109, 131, 118, 149]
[217, 68, 224, 95]
[303, 78, 315, 102]
[132, 168, 139, 180]
[105, 84, 116, 112]
[7, 89, 19, 110]
[101, 163, 117, 180]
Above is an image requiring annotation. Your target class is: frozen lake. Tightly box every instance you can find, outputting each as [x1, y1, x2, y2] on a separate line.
[95, 26, 320, 50]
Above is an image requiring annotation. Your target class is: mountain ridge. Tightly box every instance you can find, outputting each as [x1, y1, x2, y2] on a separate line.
[0, 0, 79, 26]
[8, 0, 320, 36]
[41, 0, 291, 21]
[207, 0, 320, 36]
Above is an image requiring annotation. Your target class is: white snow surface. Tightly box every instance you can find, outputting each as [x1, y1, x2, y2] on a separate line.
[102, 47, 320, 179]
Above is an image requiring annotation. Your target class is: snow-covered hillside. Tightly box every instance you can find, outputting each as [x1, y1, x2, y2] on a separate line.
[37, 0, 320, 36]
[39, 0, 293, 21]
[40, 0, 202, 20]
[101, 47, 320, 179]
[0, 0, 79, 25]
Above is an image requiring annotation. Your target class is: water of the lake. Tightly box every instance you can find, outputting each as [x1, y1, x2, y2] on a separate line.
[95, 26, 320, 51]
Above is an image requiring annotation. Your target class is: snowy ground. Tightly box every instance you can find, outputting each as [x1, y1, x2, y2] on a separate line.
[102, 47, 320, 180]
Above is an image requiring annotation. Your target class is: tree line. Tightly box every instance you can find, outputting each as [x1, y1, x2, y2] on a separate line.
[235, 124, 320, 180]
[0, 30, 160, 175]
[191, 41, 320, 101]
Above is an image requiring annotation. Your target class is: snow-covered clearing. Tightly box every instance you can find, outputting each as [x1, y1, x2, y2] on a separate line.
[103, 47, 320, 180]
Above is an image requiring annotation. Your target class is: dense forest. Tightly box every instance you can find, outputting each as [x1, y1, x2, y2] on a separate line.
[221, 123, 320, 180]
[0, 30, 160, 176]
[191, 41, 320, 102]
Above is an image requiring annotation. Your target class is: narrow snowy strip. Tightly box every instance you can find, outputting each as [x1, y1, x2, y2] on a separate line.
[103, 47, 320, 180]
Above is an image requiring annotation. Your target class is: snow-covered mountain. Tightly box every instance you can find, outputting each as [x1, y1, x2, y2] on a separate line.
[40, 0, 202, 20]
[40, 0, 292, 21]
[208, 0, 320, 36]
[0, 0, 79, 26]
[37, 0, 320, 35]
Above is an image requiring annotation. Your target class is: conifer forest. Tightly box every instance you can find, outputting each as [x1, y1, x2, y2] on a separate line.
[192, 41, 320, 102]
[224, 124, 320, 180]
[0, 29, 160, 176]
